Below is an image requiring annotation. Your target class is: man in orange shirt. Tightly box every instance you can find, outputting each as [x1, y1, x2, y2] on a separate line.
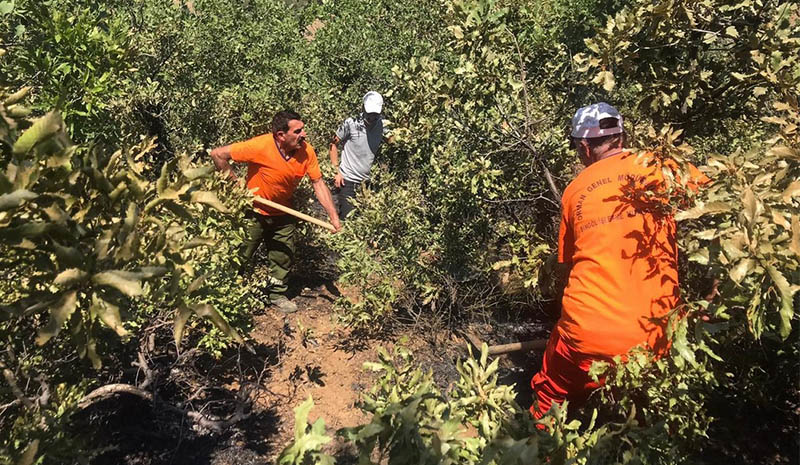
[531, 102, 690, 418]
[210, 110, 341, 314]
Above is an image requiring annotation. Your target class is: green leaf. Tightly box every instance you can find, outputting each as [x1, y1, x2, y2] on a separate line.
[136, 266, 167, 279]
[12, 111, 64, 156]
[190, 191, 228, 213]
[91, 167, 114, 193]
[54, 268, 89, 287]
[782, 180, 800, 202]
[92, 270, 144, 297]
[692, 228, 718, 240]
[182, 165, 214, 180]
[0, 189, 37, 211]
[722, 235, 749, 261]
[729, 258, 754, 284]
[182, 237, 216, 249]
[35, 291, 78, 345]
[95, 229, 114, 260]
[186, 274, 206, 295]
[15, 439, 39, 465]
[156, 159, 174, 195]
[46, 146, 74, 169]
[0, 222, 52, 240]
[4, 85, 29, 105]
[91, 294, 128, 337]
[688, 248, 709, 265]
[86, 329, 102, 369]
[766, 263, 796, 340]
[592, 70, 615, 92]
[675, 201, 733, 221]
[741, 187, 760, 224]
[116, 203, 141, 260]
[671, 317, 697, 367]
[294, 395, 314, 441]
[491, 259, 512, 270]
[120, 202, 139, 237]
[125, 171, 149, 199]
[362, 362, 386, 372]
[354, 422, 384, 440]
[42, 204, 69, 223]
[277, 395, 332, 465]
[51, 240, 83, 266]
[585, 38, 600, 54]
[6, 105, 33, 118]
[193, 303, 244, 344]
[173, 304, 193, 348]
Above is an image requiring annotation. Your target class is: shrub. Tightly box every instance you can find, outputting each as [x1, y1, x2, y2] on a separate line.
[0, 85, 253, 462]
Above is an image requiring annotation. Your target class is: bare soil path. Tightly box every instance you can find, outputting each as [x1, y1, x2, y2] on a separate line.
[246, 283, 385, 460]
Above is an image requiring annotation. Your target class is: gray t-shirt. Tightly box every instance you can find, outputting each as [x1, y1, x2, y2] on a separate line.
[336, 115, 386, 183]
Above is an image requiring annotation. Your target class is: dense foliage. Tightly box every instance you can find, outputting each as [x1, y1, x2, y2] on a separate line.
[0, 0, 797, 463]
[0, 84, 258, 461]
[303, 0, 800, 463]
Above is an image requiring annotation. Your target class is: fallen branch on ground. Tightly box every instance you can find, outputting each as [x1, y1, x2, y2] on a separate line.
[77, 383, 251, 433]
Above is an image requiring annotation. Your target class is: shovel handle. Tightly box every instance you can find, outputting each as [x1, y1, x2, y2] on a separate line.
[487, 339, 548, 355]
[464, 330, 549, 355]
[252, 196, 336, 232]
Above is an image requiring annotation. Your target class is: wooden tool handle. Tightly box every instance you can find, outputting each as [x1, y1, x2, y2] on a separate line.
[487, 338, 548, 355]
[252, 196, 336, 232]
[463, 330, 549, 356]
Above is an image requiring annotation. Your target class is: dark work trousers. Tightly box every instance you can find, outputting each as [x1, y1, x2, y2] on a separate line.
[238, 211, 296, 299]
[337, 179, 369, 220]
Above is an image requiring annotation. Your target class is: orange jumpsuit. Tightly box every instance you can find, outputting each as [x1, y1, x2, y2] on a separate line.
[531, 151, 705, 417]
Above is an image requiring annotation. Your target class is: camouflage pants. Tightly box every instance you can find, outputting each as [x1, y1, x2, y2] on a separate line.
[239, 212, 296, 298]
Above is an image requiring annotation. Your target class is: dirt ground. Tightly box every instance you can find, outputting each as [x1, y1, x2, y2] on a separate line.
[224, 281, 547, 463]
[84, 280, 391, 465]
[84, 273, 549, 465]
[250, 285, 379, 454]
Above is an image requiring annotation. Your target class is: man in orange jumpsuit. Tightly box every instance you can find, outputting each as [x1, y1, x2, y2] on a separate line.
[210, 111, 341, 314]
[530, 102, 699, 417]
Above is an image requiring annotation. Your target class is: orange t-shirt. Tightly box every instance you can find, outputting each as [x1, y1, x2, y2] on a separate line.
[556, 151, 705, 357]
[230, 133, 322, 216]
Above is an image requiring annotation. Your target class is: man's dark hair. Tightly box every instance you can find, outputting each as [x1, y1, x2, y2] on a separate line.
[271, 110, 302, 135]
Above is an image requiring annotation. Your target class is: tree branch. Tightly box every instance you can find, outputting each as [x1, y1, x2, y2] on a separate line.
[77, 383, 153, 408]
[0, 360, 33, 409]
[77, 383, 251, 433]
[541, 161, 562, 205]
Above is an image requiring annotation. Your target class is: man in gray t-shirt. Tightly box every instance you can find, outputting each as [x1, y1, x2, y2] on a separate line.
[329, 91, 387, 219]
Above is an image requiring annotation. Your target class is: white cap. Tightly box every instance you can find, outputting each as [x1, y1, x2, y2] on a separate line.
[570, 102, 624, 138]
[363, 91, 383, 114]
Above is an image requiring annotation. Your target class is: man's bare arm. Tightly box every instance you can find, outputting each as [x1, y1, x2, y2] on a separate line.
[210, 145, 237, 180]
[329, 135, 340, 168]
[311, 177, 341, 232]
[329, 135, 344, 188]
